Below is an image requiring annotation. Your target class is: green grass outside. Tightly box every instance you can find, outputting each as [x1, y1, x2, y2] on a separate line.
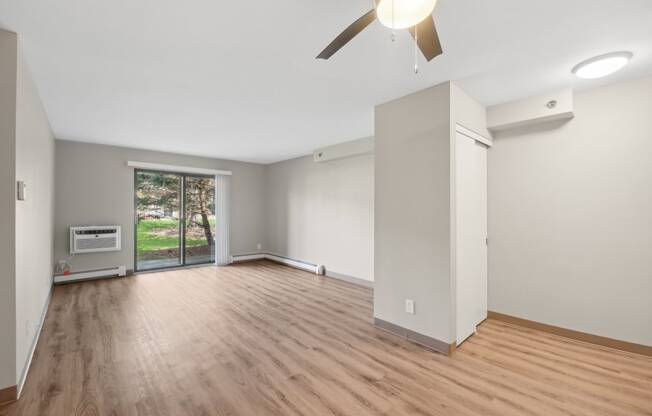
[137, 218, 215, 254]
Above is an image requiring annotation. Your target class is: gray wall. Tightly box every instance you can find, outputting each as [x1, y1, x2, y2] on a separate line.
[488, 75, 652, 346]
[14, 45, 55, 386]
[54, 140, 266, 272]
[374, 82, 453, 343]
[0, 30, 18, 391]
[264, 151, 374, 281]
[0, 30, 55, 391]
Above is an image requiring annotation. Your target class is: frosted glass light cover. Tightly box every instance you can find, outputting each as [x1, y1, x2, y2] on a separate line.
[572, 52, 633, 79]
[376, 0, 438, 29]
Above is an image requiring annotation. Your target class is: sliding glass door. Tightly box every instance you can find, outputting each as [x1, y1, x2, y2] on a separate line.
[135, 170, 216, 271]
[184, 175, 216, 265]
[135, 171, 182, 270]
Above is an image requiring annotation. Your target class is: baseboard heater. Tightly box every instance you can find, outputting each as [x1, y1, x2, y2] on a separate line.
[54, 266, 127, 284]
[232, 253, 322, 274]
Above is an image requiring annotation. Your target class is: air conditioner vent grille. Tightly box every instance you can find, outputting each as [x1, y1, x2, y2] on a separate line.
[76, 229, 117, 235]
[70, 226, 122, 254]
[77, 237, 118, 251]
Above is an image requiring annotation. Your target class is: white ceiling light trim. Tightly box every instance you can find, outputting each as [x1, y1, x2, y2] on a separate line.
[376, 0, 438, 29]
[572, 51, 633, 79]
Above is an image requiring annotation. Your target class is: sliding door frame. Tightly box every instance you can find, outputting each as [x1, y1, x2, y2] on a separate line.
[181, 172, 216, 266]
[134, 168, 215, 272]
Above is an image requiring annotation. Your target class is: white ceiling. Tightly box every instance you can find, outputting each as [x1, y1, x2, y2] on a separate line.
[1, 0, 651, 163]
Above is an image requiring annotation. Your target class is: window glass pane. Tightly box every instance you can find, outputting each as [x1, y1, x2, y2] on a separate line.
[135, 171, 182, 270]
[184, 175, 216, 265]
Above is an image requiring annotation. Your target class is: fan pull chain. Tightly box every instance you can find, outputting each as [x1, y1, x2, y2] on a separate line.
[414, 24, 419, 74]
[391, 0, 396, 41]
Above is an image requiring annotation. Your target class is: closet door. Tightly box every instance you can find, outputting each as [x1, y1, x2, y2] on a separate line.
[455, 131, 488, 345]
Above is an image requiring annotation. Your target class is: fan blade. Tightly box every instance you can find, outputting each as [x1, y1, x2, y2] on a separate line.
[409, 16, 443, 62]
[317, 9, 376, 59]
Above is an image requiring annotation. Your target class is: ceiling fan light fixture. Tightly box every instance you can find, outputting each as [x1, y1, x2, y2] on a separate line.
[572, 51, 633, 79]
[376, 0, 438, 29]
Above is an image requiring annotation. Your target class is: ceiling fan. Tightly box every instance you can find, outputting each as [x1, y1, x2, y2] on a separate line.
[317, 0, 443, 65]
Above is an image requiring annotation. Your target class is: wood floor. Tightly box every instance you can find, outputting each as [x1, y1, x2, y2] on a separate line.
[2, 261, 651, 416]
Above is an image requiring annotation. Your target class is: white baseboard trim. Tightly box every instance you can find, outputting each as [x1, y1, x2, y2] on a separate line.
[231, 253, 266, 262]
[325, 270, 374, 288]
[232, 253, 318, 274]
[231, 253, 373, 288]
[265, 253, 319, 274]
[17, 286, 52, 397]
[54, 266, 127, 284]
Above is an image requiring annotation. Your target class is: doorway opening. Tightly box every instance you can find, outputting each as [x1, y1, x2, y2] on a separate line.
[135, 169, 216, 271]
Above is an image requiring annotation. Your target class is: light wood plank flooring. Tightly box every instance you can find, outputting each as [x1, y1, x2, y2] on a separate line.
[2, 260, 651, 415]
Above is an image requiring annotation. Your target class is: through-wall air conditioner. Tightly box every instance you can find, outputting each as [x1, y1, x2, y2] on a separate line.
[70, 226, 121, 254]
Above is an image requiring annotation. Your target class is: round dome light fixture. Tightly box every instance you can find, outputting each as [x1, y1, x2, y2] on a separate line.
[572, 51, 633, 79]
[376, 0, 438, 29]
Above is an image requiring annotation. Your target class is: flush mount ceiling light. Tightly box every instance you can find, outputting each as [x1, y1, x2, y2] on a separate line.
[572, 52, 633, 79]
[376, 0, 438, 29]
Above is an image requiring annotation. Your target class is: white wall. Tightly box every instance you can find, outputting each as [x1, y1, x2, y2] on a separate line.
[450, 84, 491, 340]
[264, 149, 374, 281]
[0, 29, 18, 392]
[374, 82, 453, 343]
[14, 46, 55, 386]
[450, 83, 492, 140]
[54, 140, 266, 272]
[488, 75, 652, 346]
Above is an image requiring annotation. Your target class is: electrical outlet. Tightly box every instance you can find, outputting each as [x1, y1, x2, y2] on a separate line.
[405, 299, 415, 315]
[257, 243, 262, 251]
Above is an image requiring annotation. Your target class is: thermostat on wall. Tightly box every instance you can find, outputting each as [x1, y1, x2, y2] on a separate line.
[17, 181, 26, 201]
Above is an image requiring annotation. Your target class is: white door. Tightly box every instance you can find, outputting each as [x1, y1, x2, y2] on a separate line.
[455, 131, 488, 345]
